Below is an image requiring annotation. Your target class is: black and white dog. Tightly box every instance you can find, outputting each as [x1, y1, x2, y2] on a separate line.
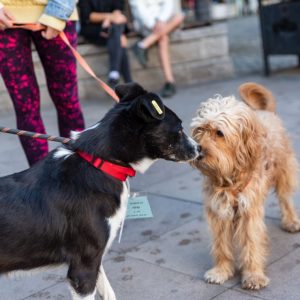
[0, 83, 199, 300]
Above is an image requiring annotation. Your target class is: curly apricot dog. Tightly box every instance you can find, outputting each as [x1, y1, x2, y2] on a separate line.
[191, 82, 300, 290]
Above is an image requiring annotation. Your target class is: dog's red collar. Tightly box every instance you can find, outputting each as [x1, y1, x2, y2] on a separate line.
[76, 150, 136, 182]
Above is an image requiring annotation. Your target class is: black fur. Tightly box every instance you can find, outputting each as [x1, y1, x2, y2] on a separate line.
[0, 83, 199, 298]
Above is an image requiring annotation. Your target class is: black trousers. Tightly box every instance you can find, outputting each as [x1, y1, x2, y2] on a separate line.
[81, 24, 132, 82]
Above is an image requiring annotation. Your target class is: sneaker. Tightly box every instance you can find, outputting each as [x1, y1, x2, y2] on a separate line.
[131, 42, 148, 67]
[160, 82, 176, 98]
[107, 78, 119, 89]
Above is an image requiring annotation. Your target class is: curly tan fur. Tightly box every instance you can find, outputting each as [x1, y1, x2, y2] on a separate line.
[191, 83, 300, 290]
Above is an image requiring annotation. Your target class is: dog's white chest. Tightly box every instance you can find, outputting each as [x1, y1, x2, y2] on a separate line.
[104, 181, 129, 253]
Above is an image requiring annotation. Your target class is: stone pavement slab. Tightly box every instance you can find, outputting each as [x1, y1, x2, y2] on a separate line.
[24, 282, 69, 300]
[110, 193, 201, 253]
[23, 257, 227, 300]
[125, 217, 300, 289]
[213, 289, 267, 300]
[130, 160, 193, 191]
[103, 256, 227, 300]
[126, 218, 214, 283]
[234, 249, 300, 300]
[147, 169, 203, 204]
[0, 267, 66, 300]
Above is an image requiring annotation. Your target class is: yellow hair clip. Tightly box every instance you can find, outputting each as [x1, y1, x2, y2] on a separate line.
[151, 100, 163, 115]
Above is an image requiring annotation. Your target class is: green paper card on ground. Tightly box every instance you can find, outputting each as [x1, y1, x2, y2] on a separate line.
[126, 196, 153, 219]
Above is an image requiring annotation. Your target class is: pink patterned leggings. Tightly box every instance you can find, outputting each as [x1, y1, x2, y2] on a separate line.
[0, 22, 85, 166]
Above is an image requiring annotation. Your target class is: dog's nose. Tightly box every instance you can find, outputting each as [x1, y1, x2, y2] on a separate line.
[196, 145, 204, 160]
[197, 145, 202, 153]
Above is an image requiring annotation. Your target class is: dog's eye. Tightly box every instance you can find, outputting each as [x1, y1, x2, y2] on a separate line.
[216, 130, 224, 137]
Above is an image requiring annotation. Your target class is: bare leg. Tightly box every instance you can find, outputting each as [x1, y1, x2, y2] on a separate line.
[204, 208, 235, 284]
[158, 34, 174, 82]
[96, 265, 116, 300]
[141, 15, 184, 49]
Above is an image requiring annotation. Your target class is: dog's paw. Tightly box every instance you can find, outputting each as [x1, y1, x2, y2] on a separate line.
[242, 273, 269, 290]
[204, 267, 232, 284]
[281, 219, 300, 233]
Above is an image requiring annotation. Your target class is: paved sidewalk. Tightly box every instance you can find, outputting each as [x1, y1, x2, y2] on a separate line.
[1, 14, 300, 300]
[1, 71, 300, 299]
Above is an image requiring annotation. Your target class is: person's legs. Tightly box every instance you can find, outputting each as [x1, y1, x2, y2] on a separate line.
[106, 24, 125, 85]
[32, 22, 85, 138]
[158, 34, 174, 83]
[0, 29, 48, 165]
[140, 15, 184, 49]
[120, 49, 132, 83]
[132, 14, 184, 86]
[120, 35, 132, 83]
[157, 34, 176, 97]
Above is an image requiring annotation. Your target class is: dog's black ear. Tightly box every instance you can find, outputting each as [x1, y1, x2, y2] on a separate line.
[136, 93, 165, 122]
[115, 82, 146, 102]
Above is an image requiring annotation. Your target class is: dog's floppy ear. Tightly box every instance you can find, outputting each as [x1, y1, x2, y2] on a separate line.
[115, 82, 146, 102]
[136, 93, 165, 122]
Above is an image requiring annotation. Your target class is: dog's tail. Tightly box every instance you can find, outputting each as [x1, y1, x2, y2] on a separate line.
[239, 82, 276, 112]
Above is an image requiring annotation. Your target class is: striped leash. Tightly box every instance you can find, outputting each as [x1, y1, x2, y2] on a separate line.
[0, 126, 72, 145]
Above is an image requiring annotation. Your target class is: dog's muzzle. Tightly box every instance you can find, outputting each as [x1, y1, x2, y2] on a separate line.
[196, 145, 204, 160]
[196, 145, 204, 159]
[186, 137, 202, 161]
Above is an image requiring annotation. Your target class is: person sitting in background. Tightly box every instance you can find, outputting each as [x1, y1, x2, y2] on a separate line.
[78, 0, 132, 87]
[129, 0, 184, 98]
